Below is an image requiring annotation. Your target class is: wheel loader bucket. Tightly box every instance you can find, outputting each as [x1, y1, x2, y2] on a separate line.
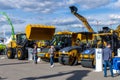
[25, 24, 55, 40]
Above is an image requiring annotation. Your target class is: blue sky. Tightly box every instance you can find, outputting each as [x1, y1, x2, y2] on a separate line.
[0, 0, 120, 36]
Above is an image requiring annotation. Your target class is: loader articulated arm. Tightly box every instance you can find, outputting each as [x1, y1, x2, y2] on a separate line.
[69, 6, 94, 32]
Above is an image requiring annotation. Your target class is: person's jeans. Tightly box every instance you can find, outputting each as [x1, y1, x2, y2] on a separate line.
[50, 55, 54, 65]
[33, 54, 38, 63]
[103, 60, 113, 77]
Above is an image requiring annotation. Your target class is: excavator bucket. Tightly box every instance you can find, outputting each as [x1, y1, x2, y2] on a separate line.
[25, 24, 55, 40]
[69, 6, 78, 14]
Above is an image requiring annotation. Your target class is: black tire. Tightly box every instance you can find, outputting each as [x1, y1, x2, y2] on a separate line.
[17, 48, 25, 60]
[58, 55, 65, 65]
[0, 49, 4, 55]
[6, 48, 15, 59]
[59, 55, 77, 65]
[61, 55, 69, 65]
[72, 58, 78, 65]
[81, 59, 94, 68]
[69, 56, 77, 65]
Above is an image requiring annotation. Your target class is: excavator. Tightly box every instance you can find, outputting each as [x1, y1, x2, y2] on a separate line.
[57, 6, 95, 66]
[69, 6, 94, 32]
[69, 6, 120, 68]
[68, 6, 97, 67]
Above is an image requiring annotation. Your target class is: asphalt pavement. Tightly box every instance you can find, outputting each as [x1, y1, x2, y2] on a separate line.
[0, 55, 120, 80]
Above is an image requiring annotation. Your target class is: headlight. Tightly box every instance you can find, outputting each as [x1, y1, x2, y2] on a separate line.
[62, 51, 65, 54]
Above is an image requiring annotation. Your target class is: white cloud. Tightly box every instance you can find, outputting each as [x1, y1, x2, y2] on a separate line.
[0, 16, 6, 22]
[50, 12, 120, 31]
[67, 0, 110, 9]
[115, 0, 120, 7]
[70, 24, 83, 28]
[106, 0, 120, 9]
[2, 23, 26, 33]
[52, 18, 77, 26]
[0, 0, 119, 33]
[0, 0, 14, 9]
[109, 14, 120, 19]
[0, 15, 25, 26]
[0, 0, 65, 13]
[0, 0, 112, 13]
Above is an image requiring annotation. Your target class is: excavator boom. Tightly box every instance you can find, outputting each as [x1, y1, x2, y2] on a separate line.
[69, 6, 94, 32]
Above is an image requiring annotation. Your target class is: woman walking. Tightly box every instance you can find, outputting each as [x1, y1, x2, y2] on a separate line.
[33, 43, 38, 64]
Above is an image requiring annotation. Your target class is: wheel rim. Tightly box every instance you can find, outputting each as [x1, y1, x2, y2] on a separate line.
[69, 49, 77, 65]
[17, 50, 21, 58]
[69, 56, 75, 65]
[7, 50, 11, 57]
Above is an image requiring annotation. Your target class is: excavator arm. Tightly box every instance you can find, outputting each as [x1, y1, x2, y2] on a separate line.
[69, 6, 94, 32]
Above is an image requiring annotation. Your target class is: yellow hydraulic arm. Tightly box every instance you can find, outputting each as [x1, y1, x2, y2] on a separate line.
[69, 6, 94, 32]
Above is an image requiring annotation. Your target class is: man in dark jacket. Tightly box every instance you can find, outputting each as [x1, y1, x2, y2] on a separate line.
[102, 42, 113, 77]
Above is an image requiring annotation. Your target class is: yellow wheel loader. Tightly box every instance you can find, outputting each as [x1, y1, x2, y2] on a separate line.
[6, 24, 55, 60]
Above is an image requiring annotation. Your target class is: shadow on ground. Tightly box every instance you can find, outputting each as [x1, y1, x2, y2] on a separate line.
[0, 77, 7, 80]
[20, 70, 91, 80]
[0, 62, 29, 66]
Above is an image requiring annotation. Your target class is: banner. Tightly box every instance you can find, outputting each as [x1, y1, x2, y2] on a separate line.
[95, 48, 103, 72]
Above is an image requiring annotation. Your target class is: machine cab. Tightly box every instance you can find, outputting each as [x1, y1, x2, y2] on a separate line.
[16, 33, 26, 46]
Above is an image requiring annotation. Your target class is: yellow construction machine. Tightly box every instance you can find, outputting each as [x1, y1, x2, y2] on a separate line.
[69, 6, 94, 32]
[37, 31, 73, 61]
[80, 26, 120, 67]
[57, 6, 95, 66]
[58, 32, 94, 65]
[69, 6, 120, 67]
[6, 24, 55, 60]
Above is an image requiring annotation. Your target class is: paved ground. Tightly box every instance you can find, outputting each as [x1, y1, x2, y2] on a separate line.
[0, 55, 120, 80]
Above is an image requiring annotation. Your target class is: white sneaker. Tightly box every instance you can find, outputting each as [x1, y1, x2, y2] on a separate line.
[50, 65, 54, 68]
